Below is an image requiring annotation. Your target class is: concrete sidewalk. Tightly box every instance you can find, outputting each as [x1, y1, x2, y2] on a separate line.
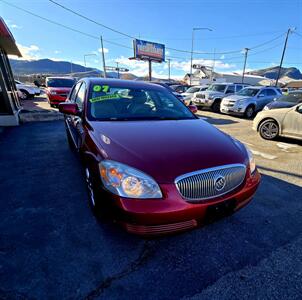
[19, 95, 63, 122]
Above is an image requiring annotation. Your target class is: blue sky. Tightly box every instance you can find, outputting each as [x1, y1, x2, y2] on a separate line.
[1, 0, 302, 78]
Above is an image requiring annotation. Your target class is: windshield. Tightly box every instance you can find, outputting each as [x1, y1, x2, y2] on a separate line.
[277, 93, 302, 103]
[87, 84, 196, 121]
[237, 88, 259, 97]
[186, 87, 200, 93]
[207, 84, 226, 92]
[46, 78, 75, 88]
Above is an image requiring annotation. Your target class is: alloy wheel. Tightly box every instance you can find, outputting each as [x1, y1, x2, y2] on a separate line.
[245, 106, 254, 118]
[260, 121, 279, 139]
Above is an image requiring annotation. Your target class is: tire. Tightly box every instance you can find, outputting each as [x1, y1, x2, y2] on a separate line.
[259, 119, 279, 140]
[245, 105, 255, 119]
[212, 100, 221, 113]
[85, 167, 98, 213]
[65, 127, 75, 150]
[84, 166, 110, 220]
[19, 89, 30, 100]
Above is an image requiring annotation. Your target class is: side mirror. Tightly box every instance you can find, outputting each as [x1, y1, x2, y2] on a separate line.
[188, 104, 198, 114]
[58, 103, 80, 115]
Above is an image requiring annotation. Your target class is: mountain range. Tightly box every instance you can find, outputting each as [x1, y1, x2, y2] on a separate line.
[9, 58, 302, 81]
[247, 66, 302, 80]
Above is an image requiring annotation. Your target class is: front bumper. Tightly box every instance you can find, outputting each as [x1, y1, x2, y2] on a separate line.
[192, 98, 213, 107]
[220, 104, 245, 115]
[107, 170, 261, 236]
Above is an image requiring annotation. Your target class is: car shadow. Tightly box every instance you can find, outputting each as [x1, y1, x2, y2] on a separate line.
[197, 113, 239, 125]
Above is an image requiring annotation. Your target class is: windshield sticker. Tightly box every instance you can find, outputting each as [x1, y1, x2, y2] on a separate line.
[93, 85, 110, 93]
[89, 94, 120, 103]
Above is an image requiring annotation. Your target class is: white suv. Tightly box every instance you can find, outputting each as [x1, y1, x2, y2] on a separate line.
[15, 80, 40, 100]
[192, 83, 249, 112]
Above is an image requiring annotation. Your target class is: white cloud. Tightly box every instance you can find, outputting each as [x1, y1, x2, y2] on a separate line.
[98, 47, 109, 54]
[169, 59, 235, 73]
[10, 43, 40, 60]
[11, 24, 22, 29]
[54, 50, 61, 54]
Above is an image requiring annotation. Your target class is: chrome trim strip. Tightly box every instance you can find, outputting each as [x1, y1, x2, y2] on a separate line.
[175, 164, 247, 202]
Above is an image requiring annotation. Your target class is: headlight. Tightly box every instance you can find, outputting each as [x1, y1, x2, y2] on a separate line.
[99, 160, 162, 199]
[50, 91, 57, 95]
[208, 95, 214, 100]
[238, 100, 245, 105]
[263, 105, 269, 110]
[245, 146, 256, 174]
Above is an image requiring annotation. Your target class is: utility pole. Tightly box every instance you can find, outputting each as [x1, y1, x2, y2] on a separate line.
[275, 28, 295, 86]
[116, 62, 120, 79]
[83, 56, 87, 73]
[148, 60, 152, 81]
[211, 48, 216, 82]
[167, 58, 171, 81]
[242, 48, 250, 84]
[100, 35, 107, 78]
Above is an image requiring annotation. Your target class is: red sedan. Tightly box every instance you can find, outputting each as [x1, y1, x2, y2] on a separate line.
[59, 79, 260, 236]
[45, 77, 76, 107]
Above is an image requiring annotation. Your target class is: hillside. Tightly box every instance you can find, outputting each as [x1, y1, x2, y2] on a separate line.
[9, 58, 137, 80]
[247, 66, 302, 80]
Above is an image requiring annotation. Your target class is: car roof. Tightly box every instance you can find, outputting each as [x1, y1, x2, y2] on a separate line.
[85, 78, 167, 91]
[46, 76, 76, 80]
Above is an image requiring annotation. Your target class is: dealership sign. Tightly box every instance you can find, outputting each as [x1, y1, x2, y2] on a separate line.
[133, 39, 165, 62]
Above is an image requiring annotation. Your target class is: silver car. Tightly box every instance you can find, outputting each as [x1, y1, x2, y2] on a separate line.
[192, 83, 248, 112]
[221, 86, 282, 118]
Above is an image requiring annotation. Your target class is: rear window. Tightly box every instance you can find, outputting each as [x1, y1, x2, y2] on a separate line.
[46, 78, 76, 88]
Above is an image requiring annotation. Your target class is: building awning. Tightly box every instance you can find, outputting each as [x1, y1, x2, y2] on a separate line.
[0, 17, 22, 57]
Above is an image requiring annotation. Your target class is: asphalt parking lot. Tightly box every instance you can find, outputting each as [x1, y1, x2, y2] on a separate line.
[0, 108, 302, 299]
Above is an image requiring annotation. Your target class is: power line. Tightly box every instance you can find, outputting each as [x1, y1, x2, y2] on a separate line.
[0, 0, 133, 50]
[48, 0, 286, 56]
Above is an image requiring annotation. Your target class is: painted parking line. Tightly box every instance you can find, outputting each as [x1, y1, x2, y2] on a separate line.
[276, 142, 299, 152]
[250, 149, 277, 160]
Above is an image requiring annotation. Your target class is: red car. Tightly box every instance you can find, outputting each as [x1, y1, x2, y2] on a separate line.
[59, 79, 260, 236]
[45, 77, 76, 107]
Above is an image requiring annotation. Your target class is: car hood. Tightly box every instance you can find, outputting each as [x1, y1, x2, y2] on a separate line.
[89, 119, 247, 183]
[46, 87, 71, 92]
[266, 101, 296, 109]
[201, 90, 225, 98]
[223, 95, 251, 102]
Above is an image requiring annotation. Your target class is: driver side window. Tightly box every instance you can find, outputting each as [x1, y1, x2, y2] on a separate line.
[69, 82, 82, 102]
[258, 89, 266, 97]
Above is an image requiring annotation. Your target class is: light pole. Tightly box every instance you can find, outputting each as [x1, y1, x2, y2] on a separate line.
[84, 53, 97, 73]
[190, 27, 213, 85]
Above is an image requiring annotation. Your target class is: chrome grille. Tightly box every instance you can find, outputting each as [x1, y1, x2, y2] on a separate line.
[196, 94, 205, 99]
[175, 164, 246, 201]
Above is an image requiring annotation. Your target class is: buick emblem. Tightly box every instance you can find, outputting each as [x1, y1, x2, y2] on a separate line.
[214, 175, 226, 191]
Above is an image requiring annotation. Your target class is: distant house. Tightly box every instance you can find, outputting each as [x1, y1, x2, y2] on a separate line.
[285, 80, 302, 88]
